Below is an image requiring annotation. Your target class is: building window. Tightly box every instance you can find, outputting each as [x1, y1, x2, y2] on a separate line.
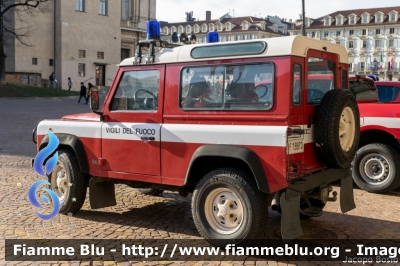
[375, 40, 381, 47]
[186, 26, 191, 33]
[376, 29, 380, 35]
[348, 41, 354, 48]
[99, 0, 107, 15]
[324, 31, 329, 37]
[49, 59, 54, 66]
[363, 15, 368, 23]
[311, 32, 315, 38]
[121, 49, 130, 61]
[76, 0, 85, 12]
[163, 27, 168, 35]
[362, 40, 367, 48]
[78, 50, 86, 58]
[210, 24, 214, 31]
[32, 58, 37, 65]
[362, 29, 366, 35]
[78, 63, 85, 77]
[97, 52, 104, 59]
[360, 62, 365, 70]
[391, 13, 396, 22]
[349, 29, 354, 35]
[171, 27, 176, 33]
[226, 23, 231, 31]
[389, 39, 394, 47]
[337, 17, 342, 25]
[202, 25, 207, 32]
[304, 20, 308, 27]
[194, 25, 199, 33]
[325, 17, 330, 25]
[350, 16, 355, 24]
[349, 63, 353, 70]
[336, 30, 341, 36]
[377, 14, 381, 22]
[390, 27, 395, 34]
[218, 24, 222, 31]
[178, 26, 183, 34]
[121, 0, 132, 20]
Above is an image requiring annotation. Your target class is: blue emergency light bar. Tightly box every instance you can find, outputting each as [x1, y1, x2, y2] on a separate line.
[207, 32, 219, 43]
[146, 21, 160, 40]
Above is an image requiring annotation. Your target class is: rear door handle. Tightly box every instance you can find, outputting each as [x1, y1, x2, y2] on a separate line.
[141, 136, 155, 141]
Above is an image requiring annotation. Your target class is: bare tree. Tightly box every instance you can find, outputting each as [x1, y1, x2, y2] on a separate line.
[0, 0, 50, 82]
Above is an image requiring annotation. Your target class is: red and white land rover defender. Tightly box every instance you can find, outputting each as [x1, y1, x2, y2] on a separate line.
[350, 79, 400, 193]
[33, 33, 359, 245]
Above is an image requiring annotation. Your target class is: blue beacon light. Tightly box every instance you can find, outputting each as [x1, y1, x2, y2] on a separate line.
[146, 21, 160, 40]
[207, 32, 219, 43]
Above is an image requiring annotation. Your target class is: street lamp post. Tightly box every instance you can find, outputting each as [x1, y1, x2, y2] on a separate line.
[0, 0, 6, 82]
[302, 0, 306, 36]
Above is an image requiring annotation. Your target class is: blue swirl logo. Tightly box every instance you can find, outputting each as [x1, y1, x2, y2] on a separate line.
[29, 131, 61, 220]
[33, 131, 59, 176]
[28, 180, 60, 220]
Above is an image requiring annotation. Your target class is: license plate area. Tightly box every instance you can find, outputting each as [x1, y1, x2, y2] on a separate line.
[287, 139, 304, 155]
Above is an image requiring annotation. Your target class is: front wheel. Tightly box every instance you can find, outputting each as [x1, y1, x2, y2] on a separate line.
[352, 143, 400, 193]
[47, 149, 88, 214]
[192, 168, 267, 246]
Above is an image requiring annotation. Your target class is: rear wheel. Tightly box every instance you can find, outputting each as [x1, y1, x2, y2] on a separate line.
[352, 143, 400, 193]
[315, 89, 360, 168]
[47, 150, 88, 214]
[192, 168, 267, 246]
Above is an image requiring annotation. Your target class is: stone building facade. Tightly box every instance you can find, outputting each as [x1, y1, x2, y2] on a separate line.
[290, 6, 400, 80]
[160, 11, 292, 44]
[4, 0, 155, 90]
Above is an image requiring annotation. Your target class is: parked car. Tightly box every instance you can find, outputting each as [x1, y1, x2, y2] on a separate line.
[350, 78, 400, 193]
[33, 27, 359, 245]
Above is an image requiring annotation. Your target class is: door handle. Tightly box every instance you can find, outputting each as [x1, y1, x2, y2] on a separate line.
[141, 136, 155, 141]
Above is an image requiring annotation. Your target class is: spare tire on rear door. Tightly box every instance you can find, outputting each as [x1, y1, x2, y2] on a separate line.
[314, 89, 360, 169]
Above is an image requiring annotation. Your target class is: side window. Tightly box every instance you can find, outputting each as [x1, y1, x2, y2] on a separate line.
[111, 70, 160, 111]
[349, 78, 378, 102]
[293, 63, 302, 106]
[180, 63, 274, 110]
[376, 85, 400, 102]
[307, 57, 336, 105]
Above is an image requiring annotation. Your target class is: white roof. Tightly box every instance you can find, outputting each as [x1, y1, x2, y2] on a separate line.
[120, 35, 349, 66]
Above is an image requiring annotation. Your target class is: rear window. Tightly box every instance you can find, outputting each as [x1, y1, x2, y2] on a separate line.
[376, 85, 400, 102]
[307, 58, 336, 105]
[349, 78, 378, 102]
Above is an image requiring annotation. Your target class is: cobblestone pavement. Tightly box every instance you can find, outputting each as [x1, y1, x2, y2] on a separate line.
[1, 97, 400, 266]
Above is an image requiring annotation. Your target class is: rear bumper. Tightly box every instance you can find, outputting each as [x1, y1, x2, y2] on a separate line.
[288, 168, 350, 193]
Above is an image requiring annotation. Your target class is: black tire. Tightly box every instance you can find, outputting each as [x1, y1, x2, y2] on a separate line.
[192, 168, 268, 246]
[138, 188, 164, 196]
[47, 149, 88, 214]
[315, 89, 360, 168]
[352, 143, 400, 193]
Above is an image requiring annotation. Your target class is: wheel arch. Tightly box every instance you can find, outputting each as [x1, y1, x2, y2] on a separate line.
[359, 129, 400, 153]
[183, 145, 270, 194]
[39, 133, 89, 174]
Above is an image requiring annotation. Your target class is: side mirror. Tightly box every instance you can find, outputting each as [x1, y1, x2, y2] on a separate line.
[90, 90, 100, 111]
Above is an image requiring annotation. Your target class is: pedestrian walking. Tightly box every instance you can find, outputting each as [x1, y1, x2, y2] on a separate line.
[86, 83, 94, 104]
[67, 77, 73, 91]
[77, 82, 88, 103]
[49, 72, 55, 88]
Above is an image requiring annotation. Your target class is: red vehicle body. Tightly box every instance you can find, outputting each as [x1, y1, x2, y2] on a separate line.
[351, 80, 400, 193]
[33, 35, 359, 245]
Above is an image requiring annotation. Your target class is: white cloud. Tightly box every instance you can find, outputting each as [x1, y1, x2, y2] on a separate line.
[157, 0, 400, 22]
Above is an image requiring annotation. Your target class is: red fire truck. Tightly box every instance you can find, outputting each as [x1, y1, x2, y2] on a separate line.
[33, 23, 359, 245]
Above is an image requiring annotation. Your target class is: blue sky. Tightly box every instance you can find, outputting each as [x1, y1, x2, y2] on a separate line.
[157, 0, 400, 22]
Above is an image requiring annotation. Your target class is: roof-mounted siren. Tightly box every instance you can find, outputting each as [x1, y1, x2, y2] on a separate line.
[179, 33, 188, 43]
[207, 32, 219, 43]
[146, 20, 161, 40]
[171, 32, 179, 43]
[188, 34, 197, 44]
